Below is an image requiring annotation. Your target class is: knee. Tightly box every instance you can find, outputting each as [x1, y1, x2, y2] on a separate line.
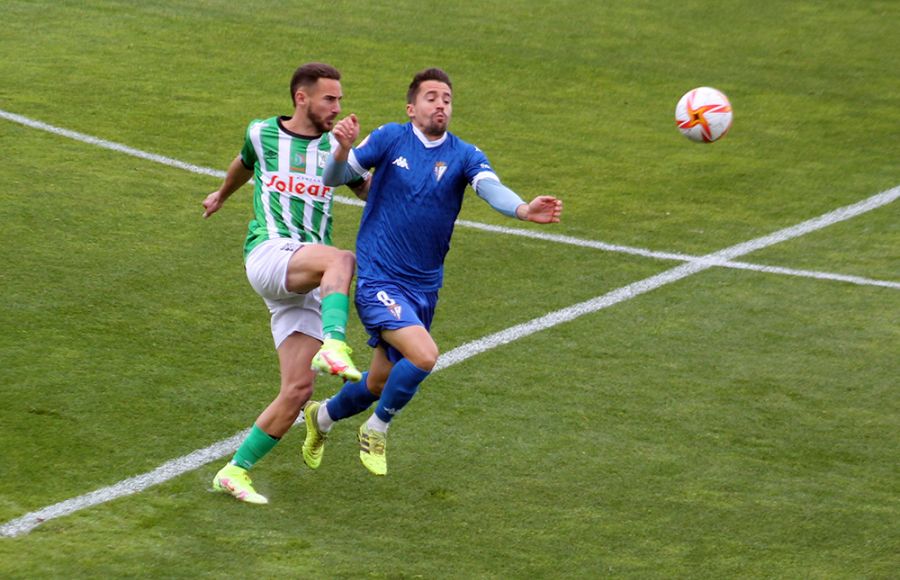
[337, 249, 356, 270]
[279, 377, 314, 408]
[408, 345, 439, 372]
[365, 377, 385, 397]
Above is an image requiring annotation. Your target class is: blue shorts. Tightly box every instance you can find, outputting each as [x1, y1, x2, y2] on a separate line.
[355, 280, 438, 364]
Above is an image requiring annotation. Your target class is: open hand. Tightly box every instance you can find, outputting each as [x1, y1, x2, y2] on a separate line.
[521, 196, 562, 223]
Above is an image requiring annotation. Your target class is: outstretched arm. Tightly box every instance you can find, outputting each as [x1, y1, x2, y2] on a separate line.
[476, 178, 562, 223]
[202, 156, 253, 218]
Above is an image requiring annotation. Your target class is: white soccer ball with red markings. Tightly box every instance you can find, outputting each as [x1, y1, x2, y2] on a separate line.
[675, 87, 733, 143]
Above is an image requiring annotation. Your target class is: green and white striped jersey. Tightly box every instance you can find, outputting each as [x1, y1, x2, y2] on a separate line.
[240, 116, 339, 259]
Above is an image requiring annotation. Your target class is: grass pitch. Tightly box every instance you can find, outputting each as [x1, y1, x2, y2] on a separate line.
[1, 0, 898, 577]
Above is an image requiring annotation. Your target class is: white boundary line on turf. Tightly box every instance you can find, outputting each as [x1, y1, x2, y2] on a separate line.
[2, 108, 897, 291]
[1, 185, 897, 538]
[0, 109, 226, 179]
[458, 220, 900, 290]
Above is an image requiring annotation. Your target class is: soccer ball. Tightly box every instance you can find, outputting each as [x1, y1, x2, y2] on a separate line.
[675, 87, 733, 143]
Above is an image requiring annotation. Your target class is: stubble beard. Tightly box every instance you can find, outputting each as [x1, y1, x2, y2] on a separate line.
[424, 117, 448, 138]
[308, 110, 335, 134]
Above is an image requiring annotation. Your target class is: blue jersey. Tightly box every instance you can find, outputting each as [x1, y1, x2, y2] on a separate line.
[348, 122, 498, 290]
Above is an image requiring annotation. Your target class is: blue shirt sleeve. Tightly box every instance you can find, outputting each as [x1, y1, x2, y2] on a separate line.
[350, 123, 399, 173]
[463, 144, 500, 191]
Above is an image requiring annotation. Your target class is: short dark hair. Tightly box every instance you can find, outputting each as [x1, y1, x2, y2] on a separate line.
[290, 62, 341, 105]
[406, 68, 452, 104]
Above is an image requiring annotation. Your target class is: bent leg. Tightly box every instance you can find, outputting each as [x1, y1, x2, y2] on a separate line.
[370, 325, 437, 425]
[225, 332, 318, 473]
[287, 244, 355, 342]
[255, 331, 321, 436]
[287, 245, 361, 379]
[284, 244, 355, 297]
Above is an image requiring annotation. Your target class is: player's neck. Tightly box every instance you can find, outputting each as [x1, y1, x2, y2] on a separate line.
[280, 115, 321, 138]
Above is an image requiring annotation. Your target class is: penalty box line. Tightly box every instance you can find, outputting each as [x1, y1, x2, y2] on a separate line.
[1, 184, 897, 537]
[1, 107, 897, 290]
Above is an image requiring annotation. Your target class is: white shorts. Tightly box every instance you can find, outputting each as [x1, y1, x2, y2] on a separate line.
[245, 238, 322, 348]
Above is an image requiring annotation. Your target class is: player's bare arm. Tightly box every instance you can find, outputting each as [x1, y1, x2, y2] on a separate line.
[203, 156, 253, 218]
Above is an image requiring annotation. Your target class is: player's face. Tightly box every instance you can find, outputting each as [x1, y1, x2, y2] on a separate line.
[407, 80, 452, 138]
[303, 78, 343, 133]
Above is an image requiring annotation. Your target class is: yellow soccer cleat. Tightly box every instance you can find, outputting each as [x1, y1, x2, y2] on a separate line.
[311, 338, 362, 382]
[358, 423, 387, 476]
[302, 401, 328, 469]
[212, 464, 268, 505]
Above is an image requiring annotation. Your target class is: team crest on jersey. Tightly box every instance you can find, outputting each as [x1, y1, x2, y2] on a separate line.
[433, 161, 448, 182]
[290, 152, 306, 172]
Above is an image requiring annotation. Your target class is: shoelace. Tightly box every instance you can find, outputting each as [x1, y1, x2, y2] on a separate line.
[365, 432, 386, 454]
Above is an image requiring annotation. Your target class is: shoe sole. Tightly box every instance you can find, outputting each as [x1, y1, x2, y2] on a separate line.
[212, 478, 268, 504]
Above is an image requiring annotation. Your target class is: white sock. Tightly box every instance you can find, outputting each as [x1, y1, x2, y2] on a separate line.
[366, 413, 390, 433]
[317, 400, 334, 433]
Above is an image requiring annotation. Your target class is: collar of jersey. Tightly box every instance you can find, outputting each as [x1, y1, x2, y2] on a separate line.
[411, 124, 448, 148]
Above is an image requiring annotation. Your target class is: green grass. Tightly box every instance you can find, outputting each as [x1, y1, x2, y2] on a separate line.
[1, 0, 898, 577]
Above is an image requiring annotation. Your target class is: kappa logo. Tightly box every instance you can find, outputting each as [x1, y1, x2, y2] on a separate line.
[392, 156, 410, 170]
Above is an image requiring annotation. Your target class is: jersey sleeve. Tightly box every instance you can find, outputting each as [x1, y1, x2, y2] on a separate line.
[239, 120, 260, 169]
[349, 123, 400, 173]
[465, 145, 499, 191]
[324, 132, 368, 187]
[475, 178, 525, 218]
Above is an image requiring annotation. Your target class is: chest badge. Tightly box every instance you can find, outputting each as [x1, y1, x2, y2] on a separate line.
[433, 161, 448, 182]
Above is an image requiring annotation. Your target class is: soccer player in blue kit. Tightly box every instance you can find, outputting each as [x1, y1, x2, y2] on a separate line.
[302, 68, 562, 475]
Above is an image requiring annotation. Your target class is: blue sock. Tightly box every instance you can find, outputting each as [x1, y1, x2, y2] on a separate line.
[375, 359, 430, 423]
[326, 372, 379, 420]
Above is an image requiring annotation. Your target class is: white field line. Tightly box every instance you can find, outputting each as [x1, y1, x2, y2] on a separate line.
[2, 186, 897, 538]
[458, 220, 900, 290]
[0, 109, 225, 179]
[2, 108, 897, 290]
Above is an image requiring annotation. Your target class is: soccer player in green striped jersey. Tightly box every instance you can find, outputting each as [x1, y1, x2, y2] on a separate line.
[202, 63, 369, 504]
